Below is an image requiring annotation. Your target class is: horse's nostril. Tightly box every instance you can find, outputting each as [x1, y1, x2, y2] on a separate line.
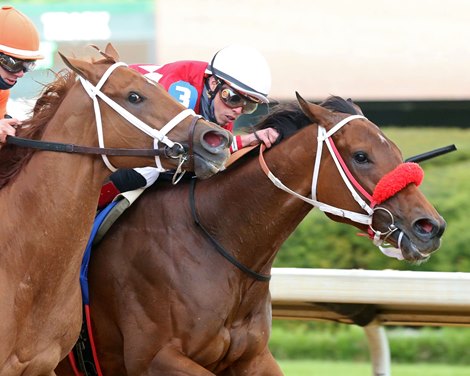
[415, 218, 435, 234]
[203, 131, 226, 148]
[414, 218, 446, 241]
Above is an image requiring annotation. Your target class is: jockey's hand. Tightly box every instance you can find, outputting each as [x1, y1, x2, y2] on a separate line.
[241, 127, 279, 148]
[0, 117, 19, 143]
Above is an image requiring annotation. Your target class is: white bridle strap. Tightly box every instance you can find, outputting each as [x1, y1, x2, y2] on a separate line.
[80, 64, 123, 171]
[266, 168, 372, 224]
[321, 114, 365, 139]
[153, 109, 197, 170]
[260, 114, 407, 256]
[311, 115, 373, 224]
[259, 114, 375, 225]
[258, 143, 372, 225]
[80, 73, 177, 145]
[322, 127, 374, 215]
[311, 114, 365, 201]
[79, 62, 195, 171]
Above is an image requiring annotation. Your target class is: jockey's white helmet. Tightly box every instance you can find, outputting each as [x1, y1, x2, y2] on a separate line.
[207, 44, 271, 103]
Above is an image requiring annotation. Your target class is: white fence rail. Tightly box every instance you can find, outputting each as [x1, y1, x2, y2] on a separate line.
[270, 268, 470, 375]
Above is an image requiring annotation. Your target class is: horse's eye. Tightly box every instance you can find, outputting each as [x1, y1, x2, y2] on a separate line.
[353, 152, 369, 164]
[128, 92, 143, 104]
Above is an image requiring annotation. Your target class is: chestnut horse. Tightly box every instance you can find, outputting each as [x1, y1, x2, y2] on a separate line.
[0, 44, 231, 376]
[56, 94, 445, 375]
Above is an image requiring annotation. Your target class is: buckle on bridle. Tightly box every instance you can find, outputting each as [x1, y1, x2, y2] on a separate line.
[172, 154, 188, 185]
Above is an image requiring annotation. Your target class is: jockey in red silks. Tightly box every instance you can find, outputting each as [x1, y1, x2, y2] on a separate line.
[99, 44, 279, 207]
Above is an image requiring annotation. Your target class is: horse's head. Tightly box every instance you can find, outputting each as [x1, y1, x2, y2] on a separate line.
[296, 93, 446, 263]
[59, 43, 232, 179]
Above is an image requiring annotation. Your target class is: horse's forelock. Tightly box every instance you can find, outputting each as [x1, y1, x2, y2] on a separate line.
[0, 69, 76, 189]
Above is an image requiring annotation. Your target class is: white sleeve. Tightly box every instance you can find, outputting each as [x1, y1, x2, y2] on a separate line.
[133, 166, 160, 188]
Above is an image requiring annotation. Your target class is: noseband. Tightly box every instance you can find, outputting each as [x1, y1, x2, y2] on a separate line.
[259, 115, 424, 259]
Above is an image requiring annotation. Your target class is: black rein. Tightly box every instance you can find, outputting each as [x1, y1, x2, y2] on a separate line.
[5, 135, 184, 157]
[189, 178, 271, 282]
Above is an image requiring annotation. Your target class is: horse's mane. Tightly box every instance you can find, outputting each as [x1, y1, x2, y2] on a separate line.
[0, 69, 77, 189]
[320, 95, 364, 117]
[250, 95, 363, 143]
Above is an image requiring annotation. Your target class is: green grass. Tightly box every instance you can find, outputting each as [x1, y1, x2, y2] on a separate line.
[278, 360, 470, 376]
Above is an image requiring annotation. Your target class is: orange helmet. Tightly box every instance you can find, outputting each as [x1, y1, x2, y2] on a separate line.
[0, 5, 43, 60]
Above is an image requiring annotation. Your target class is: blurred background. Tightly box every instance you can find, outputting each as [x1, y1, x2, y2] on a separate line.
[6, 1, 470, 374]
[7, 0, 470, 126]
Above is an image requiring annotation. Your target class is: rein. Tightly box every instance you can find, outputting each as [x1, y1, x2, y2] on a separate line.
[189, 178, 271, 282]
[5, 135, 184, 157]
[5, 61, 200, 174]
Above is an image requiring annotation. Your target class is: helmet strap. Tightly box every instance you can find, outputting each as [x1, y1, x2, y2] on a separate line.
[205, 75, 223, 99]
[201, 77, 218, 123]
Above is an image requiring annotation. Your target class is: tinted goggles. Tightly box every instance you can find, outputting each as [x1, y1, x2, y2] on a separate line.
[0, 53, 36, 74]
[219, 86, 259, 114]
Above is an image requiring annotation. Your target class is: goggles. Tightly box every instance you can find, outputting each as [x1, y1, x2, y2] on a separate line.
[0, 53, 36, 74]
[219, 86, 259, 114]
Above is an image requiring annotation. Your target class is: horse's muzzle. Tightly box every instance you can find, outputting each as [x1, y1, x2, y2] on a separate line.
[397, 216, 446, 262]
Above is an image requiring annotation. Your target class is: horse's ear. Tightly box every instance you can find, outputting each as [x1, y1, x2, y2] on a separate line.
[104, 43, 120, 61]
[59, 52, 92, 79]
[88, 43, 119, 63]
[88, 43, 120, 62]
[296, 92, 331, 124]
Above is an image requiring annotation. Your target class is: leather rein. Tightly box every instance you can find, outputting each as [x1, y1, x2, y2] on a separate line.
[189, 178, 271, 282]
[5, 134, 187, 158]
[188, 118, 456, 282]
[188, 117, 370, 283]
[5, 61, 201, 172]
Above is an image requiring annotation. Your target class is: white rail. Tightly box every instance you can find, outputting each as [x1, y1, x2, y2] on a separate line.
[270, 268, 470, 375]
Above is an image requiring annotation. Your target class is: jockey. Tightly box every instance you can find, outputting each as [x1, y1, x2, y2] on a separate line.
[99, 44, 279, 207]
[0, 5, 43, 144]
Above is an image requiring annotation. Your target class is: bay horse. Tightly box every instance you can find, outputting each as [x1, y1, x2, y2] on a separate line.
[0, 44, 231, 376]
[56, 94, 445, 375]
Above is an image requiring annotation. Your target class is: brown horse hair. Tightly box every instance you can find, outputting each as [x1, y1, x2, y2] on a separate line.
[0, 69, 77, 189]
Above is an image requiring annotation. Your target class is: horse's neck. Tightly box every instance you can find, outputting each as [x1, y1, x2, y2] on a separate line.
[197, 126, 316, 272]
[20, 98, 104, 199]
[0, 100, 106, 269]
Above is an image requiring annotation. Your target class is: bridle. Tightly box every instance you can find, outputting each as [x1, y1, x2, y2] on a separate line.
[190, 115, 425, 282]
[6, 61, 201, 177]
[79, 61, 200, 173]
[259, 114, 424, 260]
